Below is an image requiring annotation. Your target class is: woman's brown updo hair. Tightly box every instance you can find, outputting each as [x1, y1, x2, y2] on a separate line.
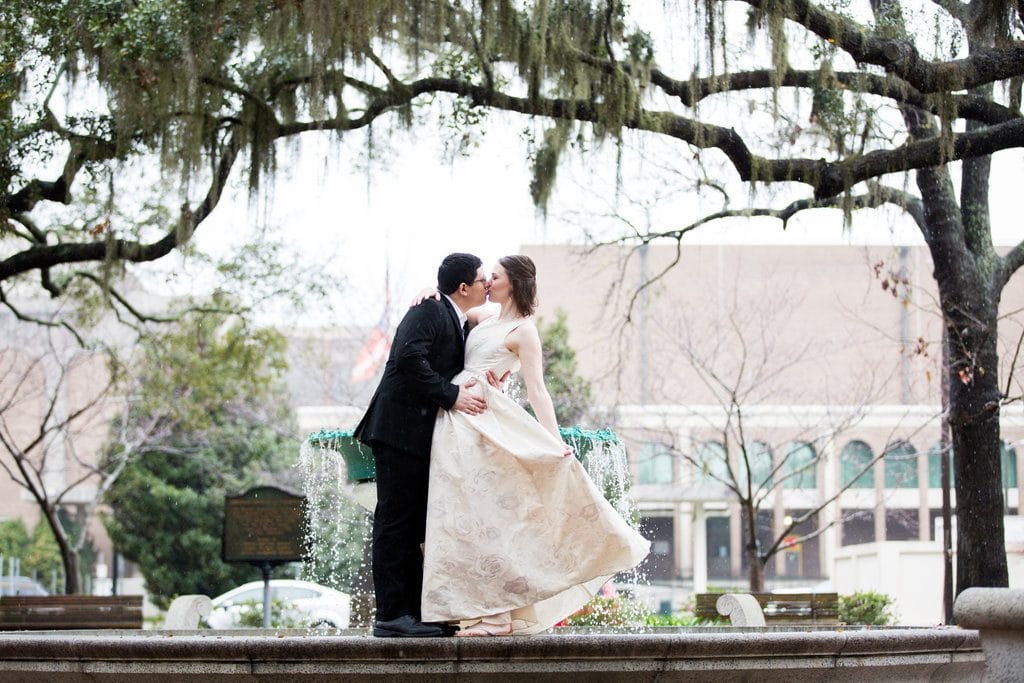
[499, 255, 537, 317]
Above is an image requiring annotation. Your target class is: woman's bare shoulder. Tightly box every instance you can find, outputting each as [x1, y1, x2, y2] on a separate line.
[468, 303, 499, 325]
[505, 317, 539, 347]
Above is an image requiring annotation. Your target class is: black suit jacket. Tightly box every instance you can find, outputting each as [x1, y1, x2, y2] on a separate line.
[354, 297, 465, 457]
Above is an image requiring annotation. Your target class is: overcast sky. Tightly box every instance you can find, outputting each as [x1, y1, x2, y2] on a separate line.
[178, 112, 1022, 329]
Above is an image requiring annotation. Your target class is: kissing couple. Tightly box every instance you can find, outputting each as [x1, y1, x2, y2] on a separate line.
[354, 253, 650, 637]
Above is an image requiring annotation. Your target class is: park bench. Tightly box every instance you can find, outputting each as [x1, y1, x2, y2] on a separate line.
[694, 592, 839, 625]
[0, 595, 143, 630]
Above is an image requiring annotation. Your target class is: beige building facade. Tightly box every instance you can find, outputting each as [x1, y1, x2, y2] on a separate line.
[522, 243, 1024, 606]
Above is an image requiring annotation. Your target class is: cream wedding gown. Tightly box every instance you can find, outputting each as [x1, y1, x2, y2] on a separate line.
[420, 316, 650, 634]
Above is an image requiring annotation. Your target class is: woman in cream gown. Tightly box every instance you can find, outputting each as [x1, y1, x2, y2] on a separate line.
[420, 255, 650, 637]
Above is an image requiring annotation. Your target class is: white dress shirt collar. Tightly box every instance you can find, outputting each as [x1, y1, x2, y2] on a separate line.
[442, 294, 468, 328]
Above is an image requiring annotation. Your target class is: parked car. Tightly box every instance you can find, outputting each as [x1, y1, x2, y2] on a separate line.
[0, 576, 49, 596]
[206, 579, 350, 629]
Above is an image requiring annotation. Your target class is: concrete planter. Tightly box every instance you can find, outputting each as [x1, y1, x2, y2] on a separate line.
[954, 587, 1024, 683]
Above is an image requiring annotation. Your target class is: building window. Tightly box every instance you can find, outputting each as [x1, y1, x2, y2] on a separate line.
[781, 510, 821, 578]
[885, 508, 920, 540]
[739, 441, 773, 492]
[1002, 442, 1018, 488]
[706, 516, 732, 578]
[781, 441, 817, 489]
[841, 510, 875, 546]
[884, 441, 918, 489]
[927, 443, 954, 489]
[841, 440, 875, 489]
[637, 442, 674, 485]
[695, 441, 729, 484]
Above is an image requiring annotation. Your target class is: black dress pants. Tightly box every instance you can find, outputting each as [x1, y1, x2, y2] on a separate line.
[370, 442, 430, 622]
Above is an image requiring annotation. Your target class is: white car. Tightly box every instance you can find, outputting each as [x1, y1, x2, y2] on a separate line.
[207, 579, 350, 629]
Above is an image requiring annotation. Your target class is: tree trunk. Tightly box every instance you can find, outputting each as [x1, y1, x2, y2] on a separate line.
[743, 503, 765, 592]
[947, 303, 1009, 593]
[940, 327, 954, 625]
[892, 49, 1010, 595]
[44, 510, 80, 594]
[948, 10, 1009, 595]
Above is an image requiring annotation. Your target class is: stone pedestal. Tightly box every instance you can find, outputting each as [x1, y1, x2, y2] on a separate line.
[954, 587, 1024, 683]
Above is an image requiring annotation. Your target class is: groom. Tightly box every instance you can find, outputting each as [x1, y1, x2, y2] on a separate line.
[354, 252, 490, 638]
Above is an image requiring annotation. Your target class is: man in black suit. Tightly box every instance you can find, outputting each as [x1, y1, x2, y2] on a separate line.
[354, 253, 489, 638]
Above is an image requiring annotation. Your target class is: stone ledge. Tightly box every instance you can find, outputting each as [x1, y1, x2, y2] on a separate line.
[0, 628, 985, 682]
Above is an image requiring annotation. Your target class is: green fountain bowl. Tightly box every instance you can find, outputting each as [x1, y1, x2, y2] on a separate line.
[305, 429, 376, 482]
[305, 426, 620, 483]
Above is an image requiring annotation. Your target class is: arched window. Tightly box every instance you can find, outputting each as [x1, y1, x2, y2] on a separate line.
[840, 441, 874, 489]
[781, 441, 817, 489]
[1002, 442, 1018, 489]
[884, 441, 918, 489]
[695, 441, 729, 484]
[637, 442, 674, 485]
[739, 441, 773, 491]
[927, 443, 954, 489]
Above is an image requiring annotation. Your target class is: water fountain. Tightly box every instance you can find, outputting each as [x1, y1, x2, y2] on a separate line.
[0, 426, 991, 680]
[296, 426, 643, 627]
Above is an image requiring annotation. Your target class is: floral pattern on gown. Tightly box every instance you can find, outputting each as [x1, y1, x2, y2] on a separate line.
[421, 316, 650, 634]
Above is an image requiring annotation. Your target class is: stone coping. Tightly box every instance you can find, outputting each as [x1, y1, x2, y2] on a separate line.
[0, 627, 984, 681]
[954, 587, 1024, 631]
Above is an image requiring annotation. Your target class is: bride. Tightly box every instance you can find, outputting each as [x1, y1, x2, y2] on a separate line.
[419, 255, 650, 637]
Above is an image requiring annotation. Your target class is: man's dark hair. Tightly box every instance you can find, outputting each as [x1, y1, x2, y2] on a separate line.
[437, 253, 483, 295]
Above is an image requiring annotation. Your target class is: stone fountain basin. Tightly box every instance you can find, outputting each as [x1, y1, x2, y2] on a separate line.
[0, 626, 983, 681]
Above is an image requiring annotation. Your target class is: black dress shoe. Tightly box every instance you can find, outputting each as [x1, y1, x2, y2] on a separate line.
[373, 615, 445, 638]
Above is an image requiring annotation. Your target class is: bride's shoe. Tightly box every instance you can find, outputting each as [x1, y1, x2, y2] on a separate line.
[454, 622, 513, 637]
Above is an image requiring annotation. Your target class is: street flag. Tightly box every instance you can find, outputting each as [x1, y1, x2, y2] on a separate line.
[350, 311, 391, 382]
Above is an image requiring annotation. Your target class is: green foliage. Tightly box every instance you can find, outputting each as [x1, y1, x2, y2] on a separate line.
[557, 594, 648, 627]
[103, 310, 296, 609]
[839, 591, 895, 626]
[644, 611, 704, 627]
[23, 521, 64, 584]
[132, 309, 289, 435]
[233, 598, 304, 629]
[529, 125, 570, 214]
[0, 519, 64, 586]
[0, 519, 30, 560]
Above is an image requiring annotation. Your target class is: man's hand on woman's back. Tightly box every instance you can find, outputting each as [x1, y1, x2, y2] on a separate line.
[453, 378, 487, 415]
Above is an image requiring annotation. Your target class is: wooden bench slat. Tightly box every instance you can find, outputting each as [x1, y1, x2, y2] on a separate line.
[0, 596, 143, 631]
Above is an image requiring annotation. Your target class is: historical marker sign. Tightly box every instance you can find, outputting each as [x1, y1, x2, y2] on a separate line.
[223, 486, 306, 563]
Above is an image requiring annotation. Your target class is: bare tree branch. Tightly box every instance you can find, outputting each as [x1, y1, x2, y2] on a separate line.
[1004, 325, 1024, 402]
[0, 287, 86, 346]
[734, 0, 1024, 93]
[1000, 237, 1024, 286]
[645, 66, 1019, 126]
[3, 133, 118, 215]
[0, 128, 241, 282]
